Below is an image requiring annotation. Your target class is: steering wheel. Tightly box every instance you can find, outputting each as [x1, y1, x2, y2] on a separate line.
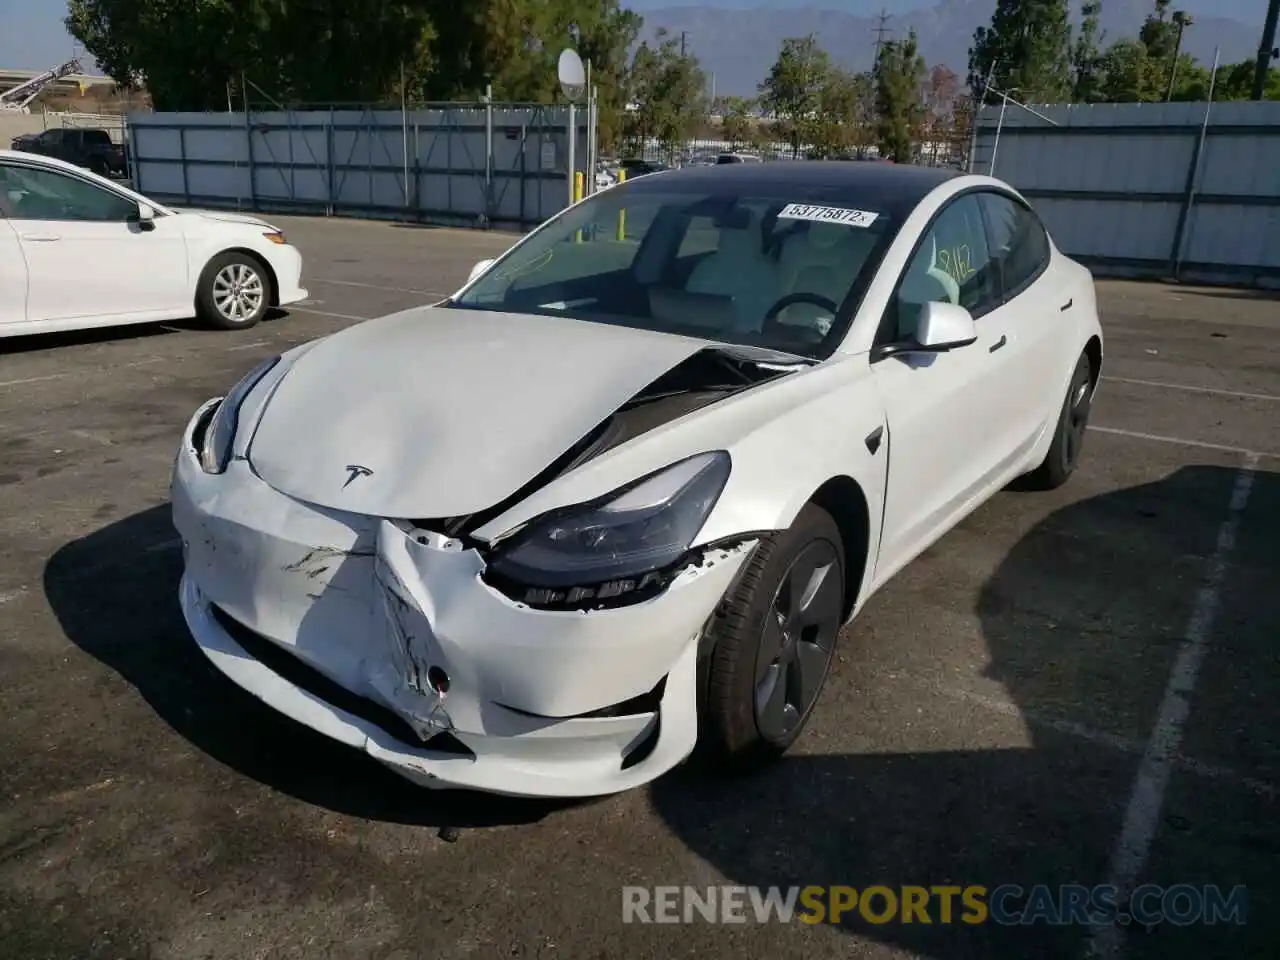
[762, 292, 840, 338]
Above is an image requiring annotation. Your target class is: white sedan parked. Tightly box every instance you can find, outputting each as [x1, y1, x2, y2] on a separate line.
[171, 161, 1103, 799]
[0, 150, 307, 339]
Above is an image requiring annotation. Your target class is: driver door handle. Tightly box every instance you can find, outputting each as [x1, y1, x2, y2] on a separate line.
[20, 233, 61, 242]
[989, 334, 1008, 353]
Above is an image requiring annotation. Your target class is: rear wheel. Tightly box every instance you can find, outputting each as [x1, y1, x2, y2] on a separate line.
[196, 252, 272, 331]
[699, 503, 846, 767]
[1023, 351, 1094, 490]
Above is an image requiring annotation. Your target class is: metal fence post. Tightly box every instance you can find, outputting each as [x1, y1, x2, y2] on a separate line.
[179, 126, 190, 205]
[401, 65, 410, 208]
[326, 108, 335, 216]
[485, 84, 494, 228]
[241, 74, 256, 211]
[126, 115, 142, 194]
[1170, 48, 1221, 279]
[412, 120, 421, 220]
[566, 102, 576, 209]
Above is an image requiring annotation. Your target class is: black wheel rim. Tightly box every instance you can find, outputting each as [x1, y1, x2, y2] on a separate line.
[1063, 372, 1092, 470]
[753, 540, 843, 743]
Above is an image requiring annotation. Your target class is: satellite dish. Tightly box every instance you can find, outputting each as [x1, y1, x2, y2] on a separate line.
[558, 48, 586, 102]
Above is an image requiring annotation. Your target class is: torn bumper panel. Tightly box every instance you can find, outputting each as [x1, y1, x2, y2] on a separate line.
[171, 406, 752, 798]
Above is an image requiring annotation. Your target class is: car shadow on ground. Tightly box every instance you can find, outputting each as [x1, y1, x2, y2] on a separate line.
[1, 311, 288, 359]
[41, 504, 573, 831]
[651, 463, 1279, 959]
[40, 465, 1280, 955]
[0, 320, 184, 356]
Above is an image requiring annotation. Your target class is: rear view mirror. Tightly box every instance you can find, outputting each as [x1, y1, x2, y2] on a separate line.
[915, 301, 977, 351]
[468, 259, 494, 283]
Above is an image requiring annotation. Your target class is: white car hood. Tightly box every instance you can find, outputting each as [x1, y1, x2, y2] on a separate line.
[247, 306, 716, 519]
[180, 208, 278, 230]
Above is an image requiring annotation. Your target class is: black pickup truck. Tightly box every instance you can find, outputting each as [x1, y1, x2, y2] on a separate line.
[9, 127, 129, 178]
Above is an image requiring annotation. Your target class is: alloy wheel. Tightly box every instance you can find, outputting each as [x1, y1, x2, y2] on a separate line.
[1063, 372, 1092, 469]
[212, 263, 265, 324]
[753, 539, 843, 743]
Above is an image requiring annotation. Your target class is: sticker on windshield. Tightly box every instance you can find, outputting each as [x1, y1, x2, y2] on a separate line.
[777, 203, 879, 228]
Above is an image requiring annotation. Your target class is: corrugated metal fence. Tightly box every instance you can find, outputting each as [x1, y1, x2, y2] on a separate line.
[971, 100, 1280, 287]
[127, 103, 588, 230]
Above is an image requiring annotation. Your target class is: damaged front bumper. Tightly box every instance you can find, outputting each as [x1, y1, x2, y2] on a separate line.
[170, 402, 754, 798]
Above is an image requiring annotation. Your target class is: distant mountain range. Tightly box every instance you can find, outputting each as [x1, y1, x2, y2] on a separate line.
[624, 0, 1270, 96]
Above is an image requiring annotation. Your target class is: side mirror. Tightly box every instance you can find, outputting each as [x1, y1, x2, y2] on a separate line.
[915, 301, 977, 351]
[872, 300, 978, 361]
[133, 202, 156, 231]
[468, 258, 494, 284]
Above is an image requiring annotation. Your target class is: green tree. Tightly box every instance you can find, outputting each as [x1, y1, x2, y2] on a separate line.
[624, 28, 707, 161]
[1138, 0, 1179, 62]
[718, 96, 756, 148]
[65, 0, 642, 126]
[1094, 38, 1160, 101]
[807, 68, 864, 158]
[66, 0, 438, 110]
[1071, 1, 1105, 102]
[758, 34, 831, 158]
[874, 29, 927, 163]
[968, 0, 1073, 104]
[470, 0, 642, 150]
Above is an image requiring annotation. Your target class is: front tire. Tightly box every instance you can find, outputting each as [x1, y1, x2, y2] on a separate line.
[699, 503, 846, 767]
[196, 252, 272, 331]
[1023, 351, 1094, 490]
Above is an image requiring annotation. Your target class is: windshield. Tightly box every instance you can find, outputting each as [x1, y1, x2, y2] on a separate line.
[451, 183, 895, 359]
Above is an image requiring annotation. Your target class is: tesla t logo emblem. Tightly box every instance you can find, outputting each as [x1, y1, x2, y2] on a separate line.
[342, 464, 373, 489]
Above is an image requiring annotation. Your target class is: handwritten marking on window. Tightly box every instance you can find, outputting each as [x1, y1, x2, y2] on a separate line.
[937, 244, 977, 283]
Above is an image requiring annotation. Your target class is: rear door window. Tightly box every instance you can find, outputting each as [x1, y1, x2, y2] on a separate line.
[979, 192, 1051, 300]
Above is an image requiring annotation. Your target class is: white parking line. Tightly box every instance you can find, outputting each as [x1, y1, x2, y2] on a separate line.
[224, 339, 271, 352]
[309, 277, 447, 297]
[1089, 425, 1279, 459]
[1086, 454, 1258, 960]
[1103, 375, 1280, 403]
[290, 306, 372, 322]
[0, 374, 65, 389]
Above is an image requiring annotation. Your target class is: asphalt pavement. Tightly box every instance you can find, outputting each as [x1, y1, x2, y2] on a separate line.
[1, 214, 1277, 960]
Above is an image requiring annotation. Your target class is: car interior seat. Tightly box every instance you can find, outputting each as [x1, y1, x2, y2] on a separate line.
[770, 221, 877, 334]
[650, 205, 783, 332]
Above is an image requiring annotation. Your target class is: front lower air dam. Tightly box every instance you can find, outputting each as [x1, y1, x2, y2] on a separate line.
[172, 414, 758, 798]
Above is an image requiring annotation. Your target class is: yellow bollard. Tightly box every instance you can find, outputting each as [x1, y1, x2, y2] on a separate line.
[616, 168, 627, 241]
[574, 171, 585, 243]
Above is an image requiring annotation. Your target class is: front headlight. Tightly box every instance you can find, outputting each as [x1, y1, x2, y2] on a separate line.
[485, 451, 731, 606]
[198, 355, 280, 474]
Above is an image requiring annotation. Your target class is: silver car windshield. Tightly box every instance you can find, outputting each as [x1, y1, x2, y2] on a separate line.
[451, 186, 893, 359]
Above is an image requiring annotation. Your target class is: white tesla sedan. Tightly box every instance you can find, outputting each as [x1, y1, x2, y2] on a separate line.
[171, 162, 1103, 798]
[0, 150, 307, 339]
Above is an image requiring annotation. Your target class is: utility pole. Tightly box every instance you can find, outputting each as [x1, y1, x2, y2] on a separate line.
[872, 9, 893, 63]
[1252, 0, 1280, 100]
[680, 31, 688, 58]
[1166, 12, 1193, 101]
